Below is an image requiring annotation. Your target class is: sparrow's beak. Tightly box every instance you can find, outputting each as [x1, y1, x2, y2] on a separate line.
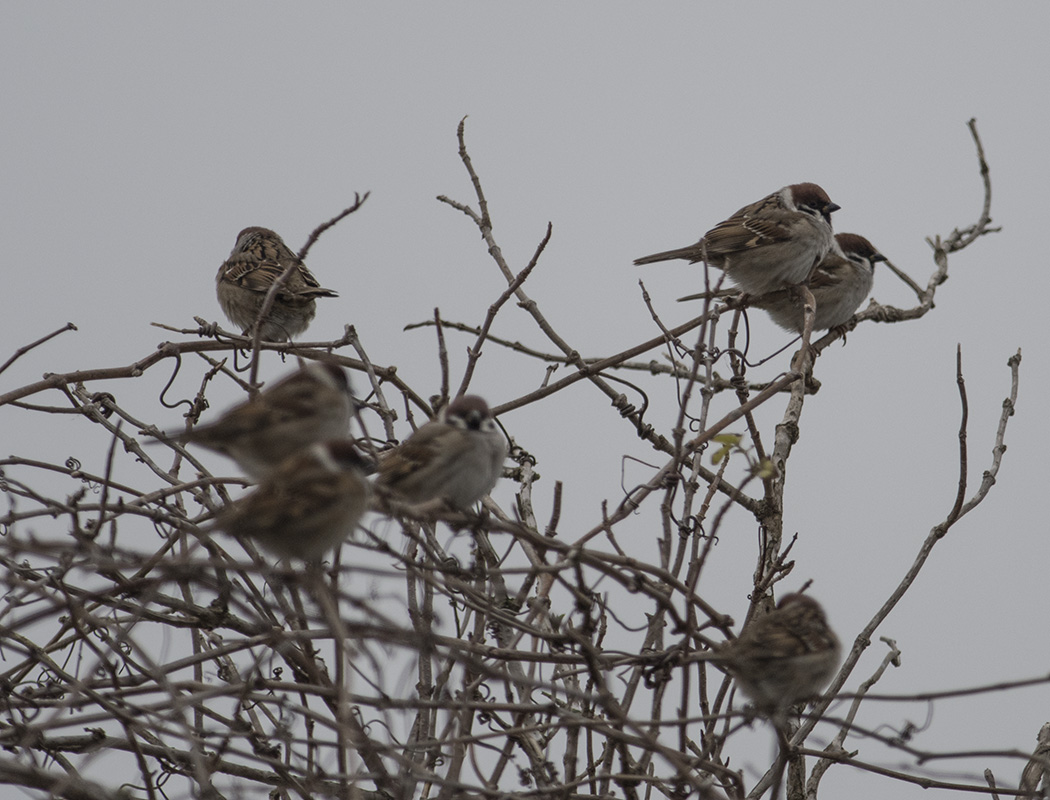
[821, 202, 841, 224]
[872, 252, 887, 263]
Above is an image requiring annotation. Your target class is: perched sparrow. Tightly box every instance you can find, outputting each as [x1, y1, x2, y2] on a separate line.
[216, 226, 338, 341]
[377, 395, 508, 509]
[711, 593, 840, 717]
[634, 183, 841, 296]
[171, 362, 353, 479]
[678, 233, 885, 332]
[216, 440, 370, 561]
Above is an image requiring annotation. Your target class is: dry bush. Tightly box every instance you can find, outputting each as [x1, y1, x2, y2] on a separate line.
[0, 120, 1041, 800]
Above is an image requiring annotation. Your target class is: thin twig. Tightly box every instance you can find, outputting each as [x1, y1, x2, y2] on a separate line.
[297, 192, 370, 262]
[0, 322, 77, 378]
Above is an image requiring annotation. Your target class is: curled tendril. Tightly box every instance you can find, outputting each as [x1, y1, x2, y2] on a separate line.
[192, 317, 219, 338]
[151, 518, 171, 540]
[88, 392, 115, 418]
[597, 372, 650, 434]
[509, 444, 537, 467]
[65, 457, 82, 472]
[157, 353, 194, 411]
[232, 347, 253, 372]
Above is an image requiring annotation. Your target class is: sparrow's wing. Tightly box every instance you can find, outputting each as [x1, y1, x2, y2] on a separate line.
[178, 374, 326, 445]
[253, 374, 340, 422]
[220, 256, 337, 299]
[807, 254, 852, 292]
[703, 198, 795, 256]
[732, 618, 798, 663]
[377, 423, 449, 484]
[177, 404, 272, 445]
[230, 460, 350, 530]
[742, 605, 836, 661]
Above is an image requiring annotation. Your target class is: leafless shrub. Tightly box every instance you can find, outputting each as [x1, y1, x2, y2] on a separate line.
[0, 120, 1035, 800]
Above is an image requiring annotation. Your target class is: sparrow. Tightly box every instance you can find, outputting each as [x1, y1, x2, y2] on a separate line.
[170, 361, 353, 479]
[216, 226, 338, 341]
[216, 440, 371, 561]
[376, 395, 508, 510]
[634, 183, 841, 296]
[678, 233, 885, 332]
[709, 593, 840, 717]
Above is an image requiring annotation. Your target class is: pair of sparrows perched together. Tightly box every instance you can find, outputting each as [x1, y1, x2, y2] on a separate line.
[635, 182, 886, 332]
[172, 363, 507, 561]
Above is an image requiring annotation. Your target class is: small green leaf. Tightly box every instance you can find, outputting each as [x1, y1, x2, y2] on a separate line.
[712, 433, 743, 447]
[753, 458, 776, 479]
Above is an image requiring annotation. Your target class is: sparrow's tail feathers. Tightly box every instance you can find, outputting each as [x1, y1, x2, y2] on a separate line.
[633, 244, 704, 266]
[677, 289, 739, 304]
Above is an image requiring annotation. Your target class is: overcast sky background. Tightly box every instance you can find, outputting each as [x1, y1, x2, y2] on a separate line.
[2, 4, 1048, 798]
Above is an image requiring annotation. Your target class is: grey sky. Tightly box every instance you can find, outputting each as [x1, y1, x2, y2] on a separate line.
[2, 4, 1048, 797]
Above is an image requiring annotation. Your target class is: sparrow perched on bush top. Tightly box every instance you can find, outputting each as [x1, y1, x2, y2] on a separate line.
[377, 395, 507, 510]
[635, 183, 840, 295]
[216, 226, 338, 341]
[171, 362, 353, 479]
[709, 593, 840, 717]
[678, 232, 885, 332]
[216, 440, 371, 562]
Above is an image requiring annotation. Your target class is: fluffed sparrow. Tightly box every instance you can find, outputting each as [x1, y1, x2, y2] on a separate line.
[376, 395, 508, 510]
[678, 232, 885, 332]
[711, 593, 840, 717]
[216, 226, 338, 341]
[635, 183, 840, 295]
[216, 440, 371, 562]
[171, 361, 353, 479]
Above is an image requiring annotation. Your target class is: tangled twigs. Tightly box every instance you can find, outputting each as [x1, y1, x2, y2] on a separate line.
[0, 119, 1027, 800]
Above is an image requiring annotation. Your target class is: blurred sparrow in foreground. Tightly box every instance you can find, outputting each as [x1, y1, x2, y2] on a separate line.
[216, 226, 338, 341]
[216, 440, 370, 562]
[170, 362, 353, 479]
[377, 395, 507, 510]
[709, 593, 840, 718]
[678, 233, 885, 332]
[634, 183, 840, 296]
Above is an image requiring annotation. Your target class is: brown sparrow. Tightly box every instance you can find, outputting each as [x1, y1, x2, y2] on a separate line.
[216, 226, 338, 341]
[376, 395, 508, 509]
[171, 362, 353, 479]
[635, 183, 840, 295]
[678, 232, 885, 332]
[710, 593, 840, 717]
[216, 440, 370, 561]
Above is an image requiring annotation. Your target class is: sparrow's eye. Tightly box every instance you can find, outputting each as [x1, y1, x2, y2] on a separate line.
[800, 203, 824, 220]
